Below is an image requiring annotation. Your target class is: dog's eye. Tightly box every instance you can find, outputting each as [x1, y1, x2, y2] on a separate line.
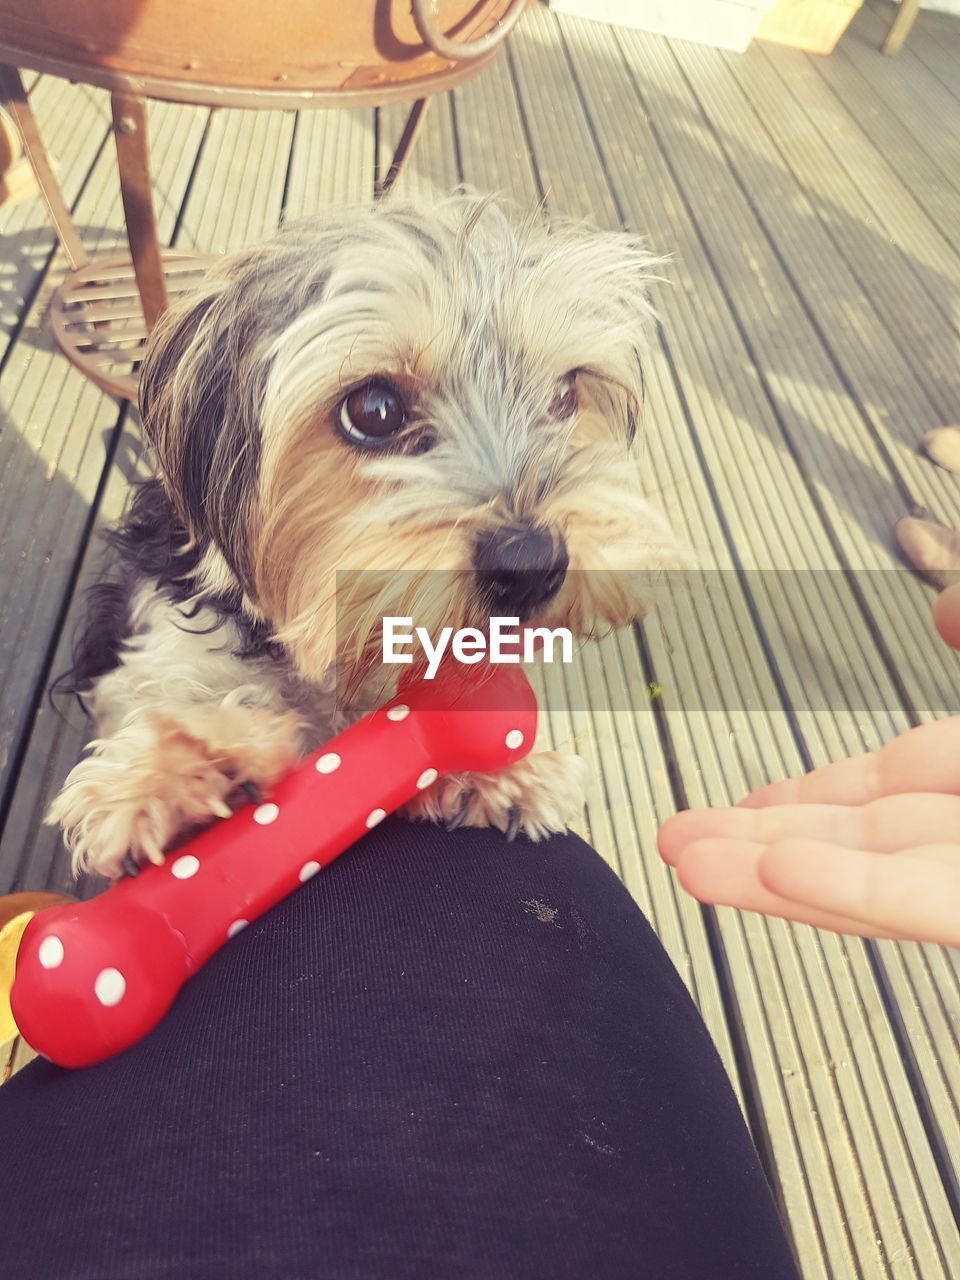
[339, 382, 407, 447]
[549, 372, 578, 420]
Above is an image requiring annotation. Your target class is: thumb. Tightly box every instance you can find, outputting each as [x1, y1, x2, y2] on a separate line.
[934, 582, 960, 651]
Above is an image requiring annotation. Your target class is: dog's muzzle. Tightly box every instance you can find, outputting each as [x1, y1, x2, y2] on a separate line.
[473, 524, 569, 620]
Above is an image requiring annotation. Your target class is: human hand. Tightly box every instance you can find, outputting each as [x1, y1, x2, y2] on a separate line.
[658, 585, 960, 946]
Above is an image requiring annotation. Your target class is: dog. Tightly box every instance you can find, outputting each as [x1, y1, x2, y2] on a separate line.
[47, 194, 684, 880]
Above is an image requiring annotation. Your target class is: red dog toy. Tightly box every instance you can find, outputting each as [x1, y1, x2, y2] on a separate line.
[11, 663, 536, 1068]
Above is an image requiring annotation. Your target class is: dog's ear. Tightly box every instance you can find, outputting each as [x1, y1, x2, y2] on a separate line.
[138, 278, 266, 592]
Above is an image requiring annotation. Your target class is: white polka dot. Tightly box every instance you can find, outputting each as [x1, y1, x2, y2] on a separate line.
[253, 802, 279, 826]
[315, 752, 341, 775]
[366, 808, 387, 829]
[416, 768, 438, 790]
[505, 729, 525, 750]
[94, 968, 126, 1007]
[171, 854, 200, 879]
[299, 861, 321, 882]
[227, 919, 248, 938]
[386, 704, 410, 722]
[38, 936, 64, 969]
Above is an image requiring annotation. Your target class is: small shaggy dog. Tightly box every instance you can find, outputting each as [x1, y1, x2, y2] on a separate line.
[48, 194, 683, 879]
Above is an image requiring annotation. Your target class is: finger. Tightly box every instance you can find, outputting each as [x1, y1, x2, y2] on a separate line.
[759, 840, 960, 948]
[934, 582, 960, 650]
[738, 757, 874, 808]
[740, 718, 960, 808]
[660, 794, 960, 858]
[659, 809, 705, 865]
[673, 839, 903, 939]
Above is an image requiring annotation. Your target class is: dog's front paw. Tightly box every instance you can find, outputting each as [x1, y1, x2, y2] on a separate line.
[47, 705, 303, 879]
[403, 751, 587, 841]
[47, 758, 196, 881]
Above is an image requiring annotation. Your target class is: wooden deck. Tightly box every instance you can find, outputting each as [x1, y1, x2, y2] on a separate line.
[2, 1, 960, 1273]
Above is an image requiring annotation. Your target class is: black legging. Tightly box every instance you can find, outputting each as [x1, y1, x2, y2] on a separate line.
[0, 820, 799, 1280]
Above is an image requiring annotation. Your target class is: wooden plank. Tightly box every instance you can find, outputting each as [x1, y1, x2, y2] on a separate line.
[875, 937, 960, 1209]
[611, 22, 960, 1280]
[0, 101, 208, 872]
[0, 77, 111, 357]
[0, 98, 208, 593]
[659, 36, 960, 710]
[817, 31, 960, 259]
[377, 94, 460, 202]
[0, 371, 119, 786]
[284, 107, 375, 215]
[875, 0, 960, 101]
[845, 4, 960, 198]
[0, 426, 157, 898]
[653, 26, 960, 1228]
[176, 108, 294, 254]
[0, 102, 207, 860]
[0, 420, 149, 897]
[750, 39, 960, 407]
[452, 51, 542, 208]
[531, 9, 960, 1275]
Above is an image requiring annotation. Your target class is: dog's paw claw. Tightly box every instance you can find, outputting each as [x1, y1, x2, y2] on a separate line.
[505, 805, 523, 842]
[444, 791, 471, 832]
[121, 853, 142, 878]
[239, 780, 263, 806]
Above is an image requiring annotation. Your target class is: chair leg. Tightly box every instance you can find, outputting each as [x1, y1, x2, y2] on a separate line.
[376, 97, 432, 200]
[0, 64, 87, 269]
[111, 90, 167, 331]
[881, 0, 920, 55]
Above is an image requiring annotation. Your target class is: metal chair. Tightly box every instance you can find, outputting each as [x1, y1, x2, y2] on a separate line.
[0, 0, 526, 400]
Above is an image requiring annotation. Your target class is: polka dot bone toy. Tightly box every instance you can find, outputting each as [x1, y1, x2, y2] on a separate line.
[10, 661, 536, 1068]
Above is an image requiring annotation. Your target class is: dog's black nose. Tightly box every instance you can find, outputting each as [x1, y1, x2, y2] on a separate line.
[474, 524, 569, 619]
